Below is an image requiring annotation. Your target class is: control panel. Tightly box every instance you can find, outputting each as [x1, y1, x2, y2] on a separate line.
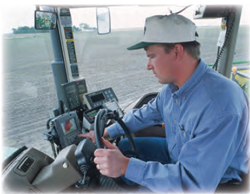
[82, 106, 102, 131]
[51, 111, 83, 149]
[83, 106, 102, 124]
[82, 88, 123, 132]
[82, 100, 123, 132]
[59, 8, 79, 78]
[60, 86, 122, 134]
[61, 79, 87, 111]
[83, 87, 118, 109]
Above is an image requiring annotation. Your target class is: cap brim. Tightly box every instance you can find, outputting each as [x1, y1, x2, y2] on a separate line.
[127, 42, 157, 50]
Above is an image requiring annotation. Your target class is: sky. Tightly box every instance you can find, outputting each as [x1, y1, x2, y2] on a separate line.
[1, 2, 250, 34]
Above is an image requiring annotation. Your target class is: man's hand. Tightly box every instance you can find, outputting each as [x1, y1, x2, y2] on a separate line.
[78, 130, 96, 143]
[78, 129, 110, 144]
[94, 137, 130, 178]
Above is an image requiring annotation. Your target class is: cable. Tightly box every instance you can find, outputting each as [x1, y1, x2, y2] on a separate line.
[212, 12, 235, 71]
[46, 117, 54, 129]
[174, 5, 192, 14]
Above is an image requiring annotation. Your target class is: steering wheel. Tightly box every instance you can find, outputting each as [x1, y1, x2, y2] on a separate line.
[94, 109, 137, 157]
[94, 108, 140, 190]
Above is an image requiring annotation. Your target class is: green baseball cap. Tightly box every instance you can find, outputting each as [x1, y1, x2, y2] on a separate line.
[127, 14, 198, 50]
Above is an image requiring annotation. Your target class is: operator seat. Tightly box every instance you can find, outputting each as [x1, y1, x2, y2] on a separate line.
[132, 92, 166, 138]
[215, 171, 249, 193]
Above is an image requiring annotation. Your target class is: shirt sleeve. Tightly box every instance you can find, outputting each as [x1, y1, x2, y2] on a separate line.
[107, 92, 163, 139]
[125, 113, 249, 192]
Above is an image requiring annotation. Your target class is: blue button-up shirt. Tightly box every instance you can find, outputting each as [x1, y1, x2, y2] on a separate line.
[107, 59, 249, 192]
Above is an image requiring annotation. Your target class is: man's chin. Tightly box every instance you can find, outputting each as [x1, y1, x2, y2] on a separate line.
[158, 79, 172, 85]
[158, 80, 167, 84]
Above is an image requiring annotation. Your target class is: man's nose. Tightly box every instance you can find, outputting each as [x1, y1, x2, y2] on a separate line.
[147, 59, 153, 70]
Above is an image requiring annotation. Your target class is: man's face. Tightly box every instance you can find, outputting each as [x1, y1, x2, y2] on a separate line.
[146, 44, 176, 84]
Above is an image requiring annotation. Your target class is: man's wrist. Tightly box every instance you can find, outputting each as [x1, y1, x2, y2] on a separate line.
[121, 156, 130, 176]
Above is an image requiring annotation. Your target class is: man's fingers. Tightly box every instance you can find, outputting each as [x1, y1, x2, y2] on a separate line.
[77, 133, 88, 138]
[99, 169, 109, 177]
[96, 164, 112, 177]
[96, 163, 108, 170]
[93, 155, 103, 164]
[78, 132, 96, 143]
[94, 148, 106, 157]
[101, 137, 117, 150]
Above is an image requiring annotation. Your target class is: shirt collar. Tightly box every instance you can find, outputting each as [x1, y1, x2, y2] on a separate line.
[169, 59, 208, 96]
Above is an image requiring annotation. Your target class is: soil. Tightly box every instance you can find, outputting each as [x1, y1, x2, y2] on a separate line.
[2, 27, 249, 157]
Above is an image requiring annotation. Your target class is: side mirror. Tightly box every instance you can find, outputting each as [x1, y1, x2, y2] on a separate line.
[96, 7, 111, 35]
[35, 10, 57, 30]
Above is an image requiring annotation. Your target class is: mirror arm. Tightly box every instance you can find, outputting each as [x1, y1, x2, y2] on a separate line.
[36, 5, 40, 11]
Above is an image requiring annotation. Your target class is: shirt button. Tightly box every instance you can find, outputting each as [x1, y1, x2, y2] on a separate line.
[176, 99, 178, 103]
[183, 132, 186, 137]
[175, 136, 177, 140]
[174, 120, 177, 123]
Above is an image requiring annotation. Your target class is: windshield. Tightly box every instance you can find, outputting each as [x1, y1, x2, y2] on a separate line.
[2, 5, 250, 157]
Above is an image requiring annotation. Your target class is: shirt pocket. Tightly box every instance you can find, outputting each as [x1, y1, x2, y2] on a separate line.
[177, 125, 191, 152]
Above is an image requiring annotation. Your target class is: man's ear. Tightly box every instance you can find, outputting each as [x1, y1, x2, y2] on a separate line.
[174, 44, 184, 60]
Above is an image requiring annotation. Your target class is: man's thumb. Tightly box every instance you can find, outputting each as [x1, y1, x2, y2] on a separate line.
[101, 137, 117, 150]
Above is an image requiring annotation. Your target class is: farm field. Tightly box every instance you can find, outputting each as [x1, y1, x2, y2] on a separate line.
[2, 26, 250, 157]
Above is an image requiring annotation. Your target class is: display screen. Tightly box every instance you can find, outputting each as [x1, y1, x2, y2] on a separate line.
[90, 93, 105, 103]
[77, 81, 87, 94]
[87, 110, 98, 118]
[65, 84, 76, 97]
[61, 118, 77, 135]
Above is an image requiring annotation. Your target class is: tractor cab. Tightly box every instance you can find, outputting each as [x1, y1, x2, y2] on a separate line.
[2, 4, 249, 193]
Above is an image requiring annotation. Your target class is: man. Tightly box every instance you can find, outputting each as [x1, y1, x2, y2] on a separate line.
[79, 14, 249, 192]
